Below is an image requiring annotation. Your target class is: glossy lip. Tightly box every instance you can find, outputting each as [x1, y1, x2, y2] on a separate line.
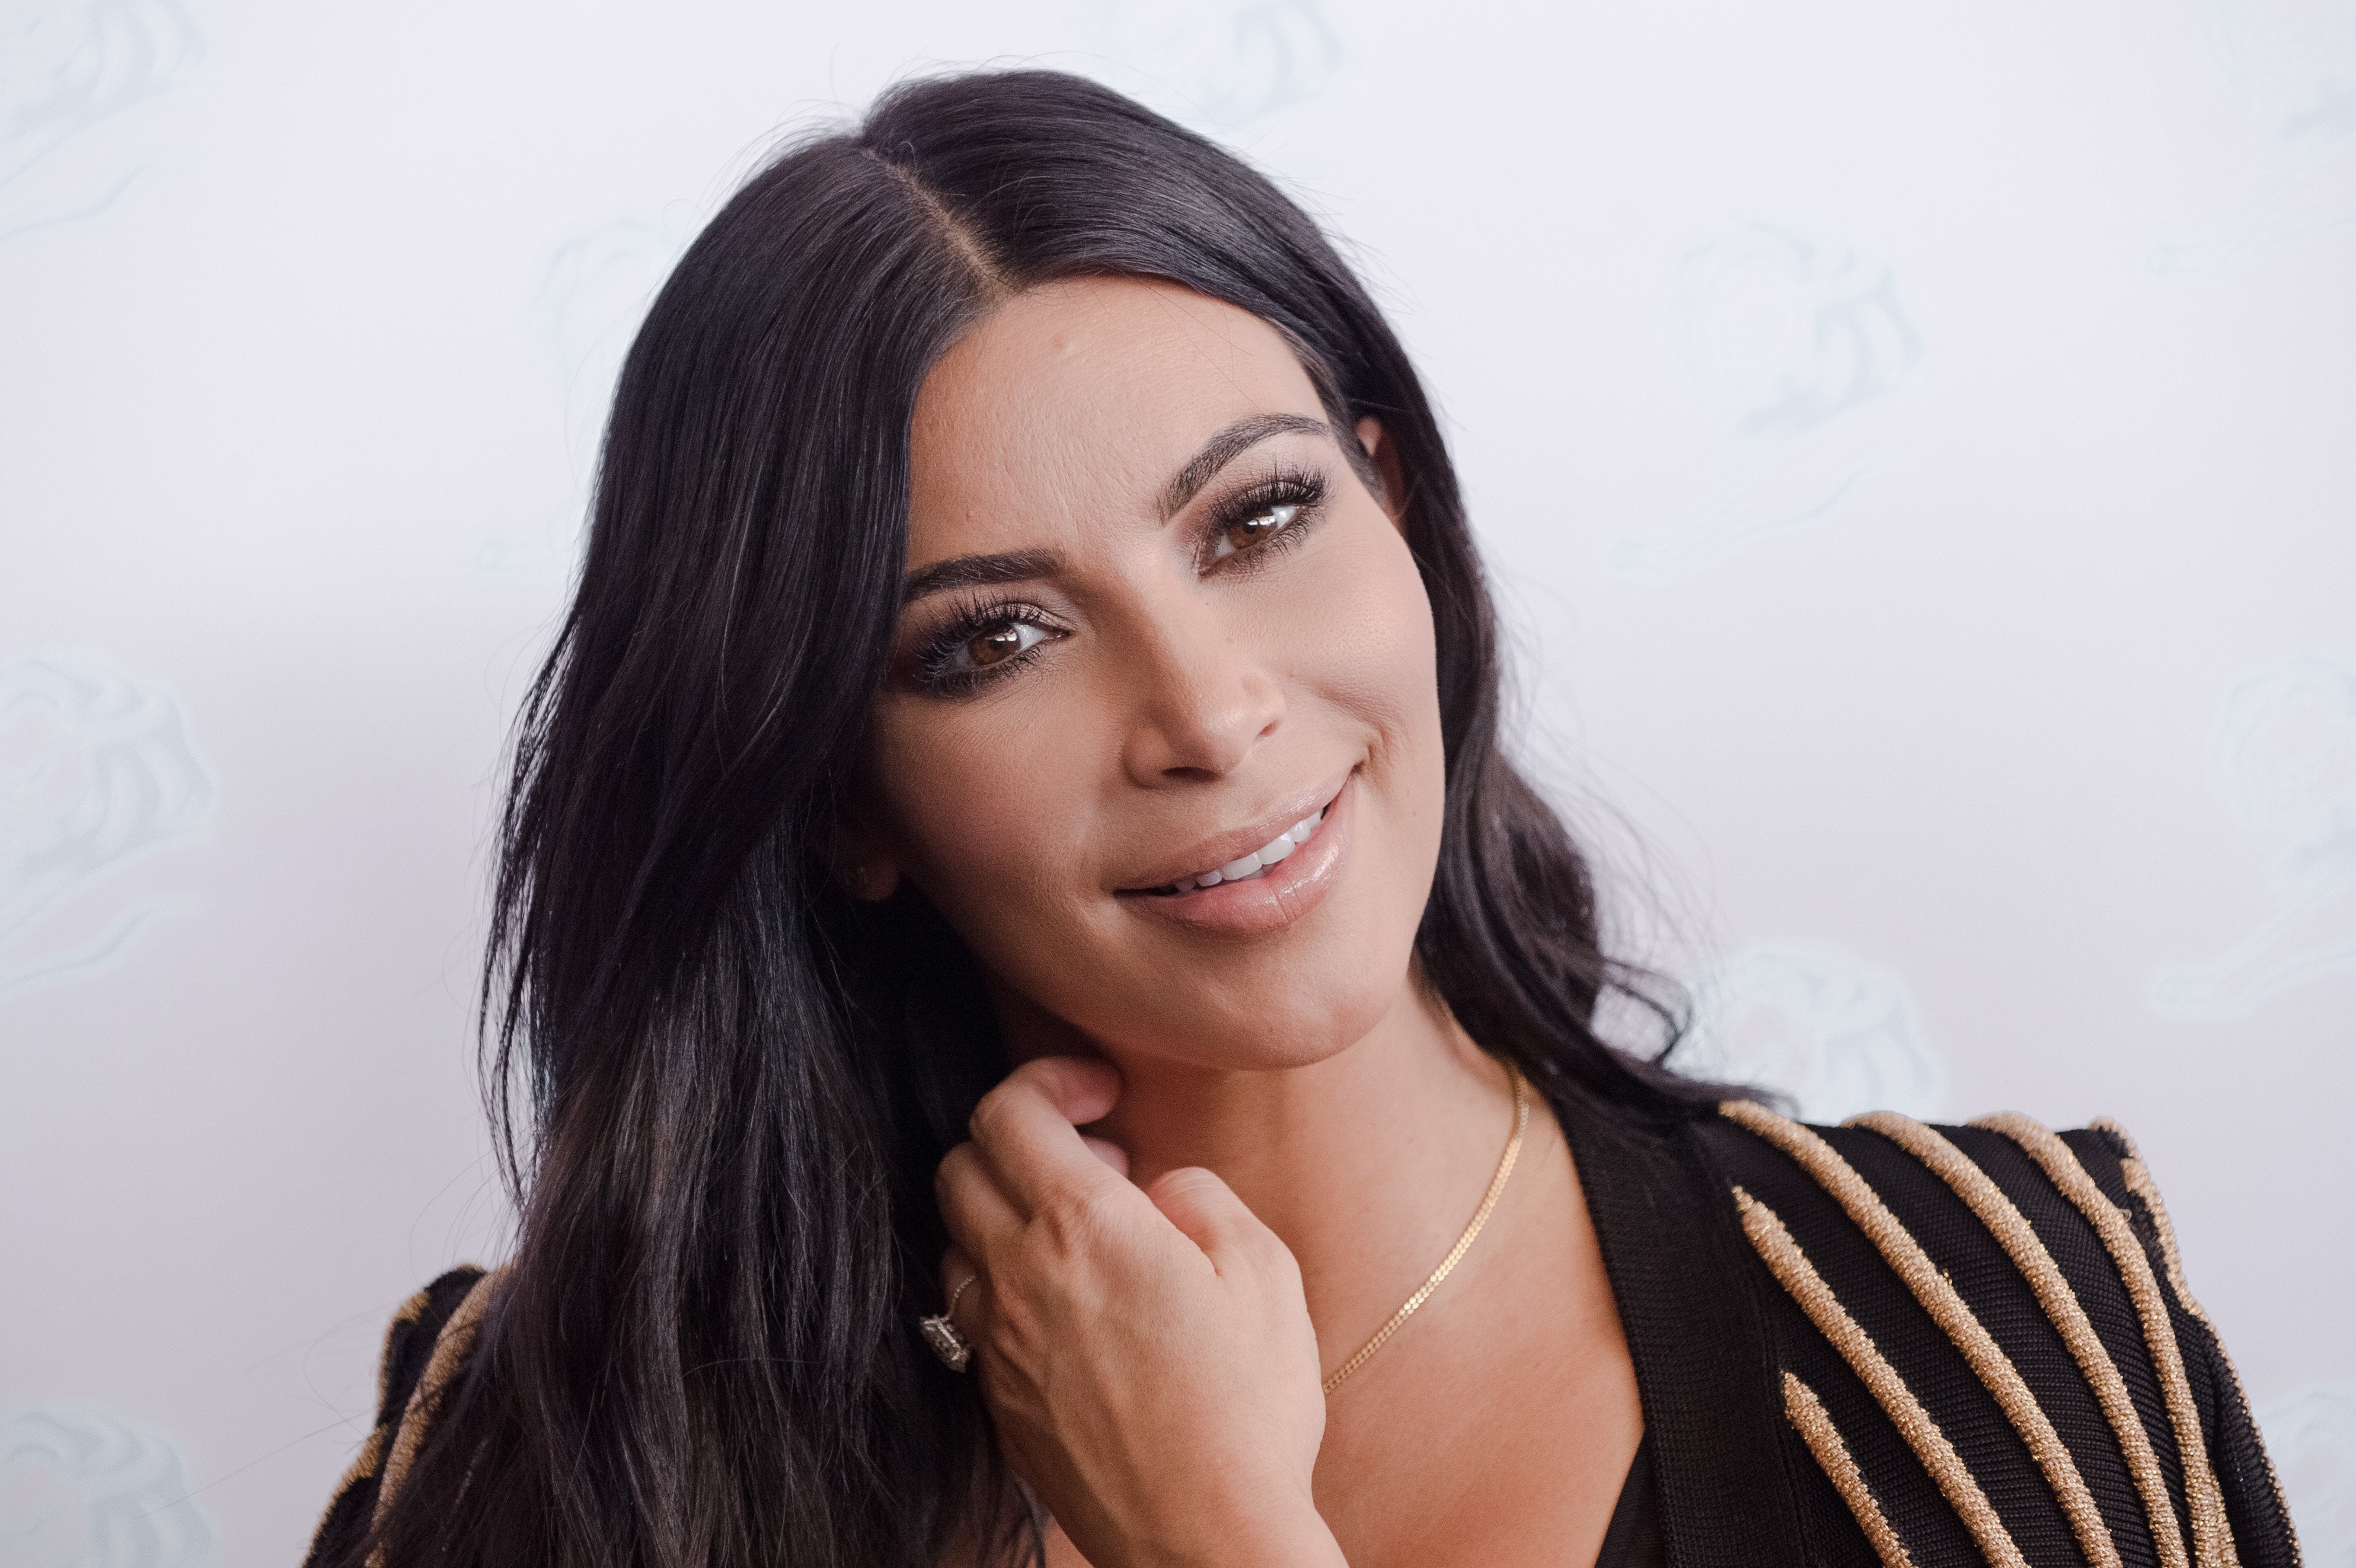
[1116, 771, 1356, 937]
[1113, 768, 1353, 893]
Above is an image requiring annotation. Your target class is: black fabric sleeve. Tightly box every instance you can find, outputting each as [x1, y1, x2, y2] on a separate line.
[2063, 1127, 2301, 1568]
[301, 1266, 489, 1568]
[2182, 1312, 2303, 1568]
[1693, 1101, 2303, 1568]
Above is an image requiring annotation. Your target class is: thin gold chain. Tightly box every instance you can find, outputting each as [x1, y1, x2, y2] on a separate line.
[1321, 1063, 1530, 1397]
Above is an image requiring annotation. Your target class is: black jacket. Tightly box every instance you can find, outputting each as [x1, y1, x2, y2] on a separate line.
[1572, 1097, 2298, 1567]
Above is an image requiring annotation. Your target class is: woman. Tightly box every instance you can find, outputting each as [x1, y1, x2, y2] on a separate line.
[306, 71, 2298, 1568]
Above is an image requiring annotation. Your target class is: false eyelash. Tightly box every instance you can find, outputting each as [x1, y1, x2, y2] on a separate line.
[910, 596, 1064, 695]
[1199, 465, 1330, 574]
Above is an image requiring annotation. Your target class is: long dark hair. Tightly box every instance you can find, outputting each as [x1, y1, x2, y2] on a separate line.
[370, 68, 1713, 1568]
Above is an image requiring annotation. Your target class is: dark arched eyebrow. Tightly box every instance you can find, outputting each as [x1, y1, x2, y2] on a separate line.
[1157, 412, 1330, 520]
[901, 410, 1332, 605]
[901, 546, 1062, 605]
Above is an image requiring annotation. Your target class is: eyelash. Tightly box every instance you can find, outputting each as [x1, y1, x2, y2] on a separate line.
[911, 596, 1067, 696]
[908, 465, 1332, 697]
[1199, 467, 1329, 574]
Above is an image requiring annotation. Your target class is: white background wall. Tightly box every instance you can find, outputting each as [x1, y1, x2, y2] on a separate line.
[4, 1, 2352, 1561]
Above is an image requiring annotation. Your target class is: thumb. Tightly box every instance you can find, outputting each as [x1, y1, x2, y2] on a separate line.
[1145, 1165, 1275, 1267]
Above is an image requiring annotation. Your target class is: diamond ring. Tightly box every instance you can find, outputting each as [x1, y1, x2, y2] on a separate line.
[920, 1272, 980, 1371]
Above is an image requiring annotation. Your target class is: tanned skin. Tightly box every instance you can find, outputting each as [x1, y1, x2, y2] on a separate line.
[840, 277, 1642, 1568]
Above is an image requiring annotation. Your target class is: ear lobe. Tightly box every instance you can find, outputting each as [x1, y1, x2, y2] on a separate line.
[844, 859, 902, 902]
[1353, 416, 1409, 532]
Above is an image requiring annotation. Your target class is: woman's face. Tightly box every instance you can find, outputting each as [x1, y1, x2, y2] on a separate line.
[858, 276, 1445, 1072]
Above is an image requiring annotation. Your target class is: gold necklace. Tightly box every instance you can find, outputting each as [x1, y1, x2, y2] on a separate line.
[1321, 1062, 1530, 1397]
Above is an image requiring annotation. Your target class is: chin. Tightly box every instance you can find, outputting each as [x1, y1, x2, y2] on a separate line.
[1073, 941, 1416, 1076]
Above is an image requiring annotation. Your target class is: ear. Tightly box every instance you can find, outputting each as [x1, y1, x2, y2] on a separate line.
[832, 813, 904, 903]
[1353, 416, 1409, 533]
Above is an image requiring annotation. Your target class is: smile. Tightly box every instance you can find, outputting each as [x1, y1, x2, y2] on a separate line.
[1145, 806, 1326, 895]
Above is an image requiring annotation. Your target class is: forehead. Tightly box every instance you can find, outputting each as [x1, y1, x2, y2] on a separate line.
[906, 277, 1325, 561]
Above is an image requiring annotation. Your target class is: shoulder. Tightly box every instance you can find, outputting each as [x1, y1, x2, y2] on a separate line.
[303, 1265, 502, 1568]
[1688, 1101, 2298, 1568]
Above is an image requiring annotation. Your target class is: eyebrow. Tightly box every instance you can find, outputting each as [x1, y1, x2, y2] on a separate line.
[899, 411, 1333, 605]
[902, 546, 1063, 605]
[1157, 412, 1332, 520]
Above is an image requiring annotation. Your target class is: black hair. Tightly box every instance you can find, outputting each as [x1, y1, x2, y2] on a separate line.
[365, 67, 1715, 1568]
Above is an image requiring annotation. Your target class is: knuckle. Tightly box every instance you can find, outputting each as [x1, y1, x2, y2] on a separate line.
[933, 1142, 976, 1198]
[1158, 1165, 1223, 1201]
[968, 1085, 1021, 1144]
[1040, 1179, 1122, 1248]
[1072, 1180, 1125, 1230]
[1256, 1229, 1301, 1278]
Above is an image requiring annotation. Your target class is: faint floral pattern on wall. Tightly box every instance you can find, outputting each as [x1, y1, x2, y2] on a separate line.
[475, 215, 694, 579]
[2259, 1384, 2356, 1566]
[2153, 0, 2356, 276]
[1672, 941, 1945, 1122]
[1093, 0, 1342, 129]
[0, 0, 201, 243]
[1611, 223, 1921, 580]
[2153, 652, 2356, 1018]
[0, 1404, 215, 1567]
[0, 653, 213, 999]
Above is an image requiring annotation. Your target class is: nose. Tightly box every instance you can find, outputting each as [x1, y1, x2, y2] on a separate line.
[1117, 597, 1285, 786]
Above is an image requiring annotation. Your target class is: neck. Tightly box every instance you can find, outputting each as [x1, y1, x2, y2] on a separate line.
[995, 974, 1528, 1364]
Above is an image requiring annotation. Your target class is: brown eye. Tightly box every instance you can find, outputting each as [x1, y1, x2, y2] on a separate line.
[914, 609, 1061, 692]
[964, 619, 1049, 670]
[1212, 502, 1300, 561]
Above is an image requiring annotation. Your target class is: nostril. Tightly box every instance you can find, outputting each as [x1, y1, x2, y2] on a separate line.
[1119, 668, 1284, 785]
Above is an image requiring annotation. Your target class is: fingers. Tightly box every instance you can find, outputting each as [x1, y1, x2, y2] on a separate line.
[936, 1140, 1024, 1261]
[938, 1246, 984, 1320]
[1144, 1165, 1277, 1270]
[966, 1056, 1131, 1216]
[987, 1055, 1122, 1127]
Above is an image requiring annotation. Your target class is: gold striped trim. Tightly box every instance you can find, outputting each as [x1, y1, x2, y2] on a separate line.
[2102, 1123, 2301, 1567]
[373, 1267, 502, 1538]
[1851, 1111, 2190, 1568]
[330, 1423, 390, 1500]
[2119, 1158, 2202, 1318]
[1734, 1186, 2026, 1568]
[1723, 1102, 2119, 1568]
[305, 1423, 389, 1557]
[376, 1285, 434, 1415]
[1972, 1115, 2238, 1568]
[306, 1283, 439, 1559]
[2095, 1120, 2208, 1324]
[1784, 1372, 1917, 1568]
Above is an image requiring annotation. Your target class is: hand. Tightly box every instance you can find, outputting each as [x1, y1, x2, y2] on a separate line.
[936, 1057, 1344, 1568]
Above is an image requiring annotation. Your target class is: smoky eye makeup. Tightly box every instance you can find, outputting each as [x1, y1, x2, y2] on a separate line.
[899, 452, 1337, 698]
[902, 594, 1070, 695]
[1194, 461, 1330, 574]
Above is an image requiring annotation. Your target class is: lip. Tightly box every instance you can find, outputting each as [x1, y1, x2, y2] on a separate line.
[1114, 769, 1353, 894]
[1116, 770, 1356, 937]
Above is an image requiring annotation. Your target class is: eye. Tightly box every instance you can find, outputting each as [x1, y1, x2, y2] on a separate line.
[1210, 501, 1301, 562]
[908, 600, 1068, 695]
[955, 618, 1051, 672]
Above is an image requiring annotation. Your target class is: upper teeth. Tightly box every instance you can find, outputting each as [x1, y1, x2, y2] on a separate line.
[1167, 807, 1324, 892]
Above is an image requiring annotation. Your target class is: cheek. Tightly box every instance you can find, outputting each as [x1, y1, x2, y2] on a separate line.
[1302, 520, 1449, 1011]
[866, 698, 1109, 934]
[1290, 517, 1445, 804]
